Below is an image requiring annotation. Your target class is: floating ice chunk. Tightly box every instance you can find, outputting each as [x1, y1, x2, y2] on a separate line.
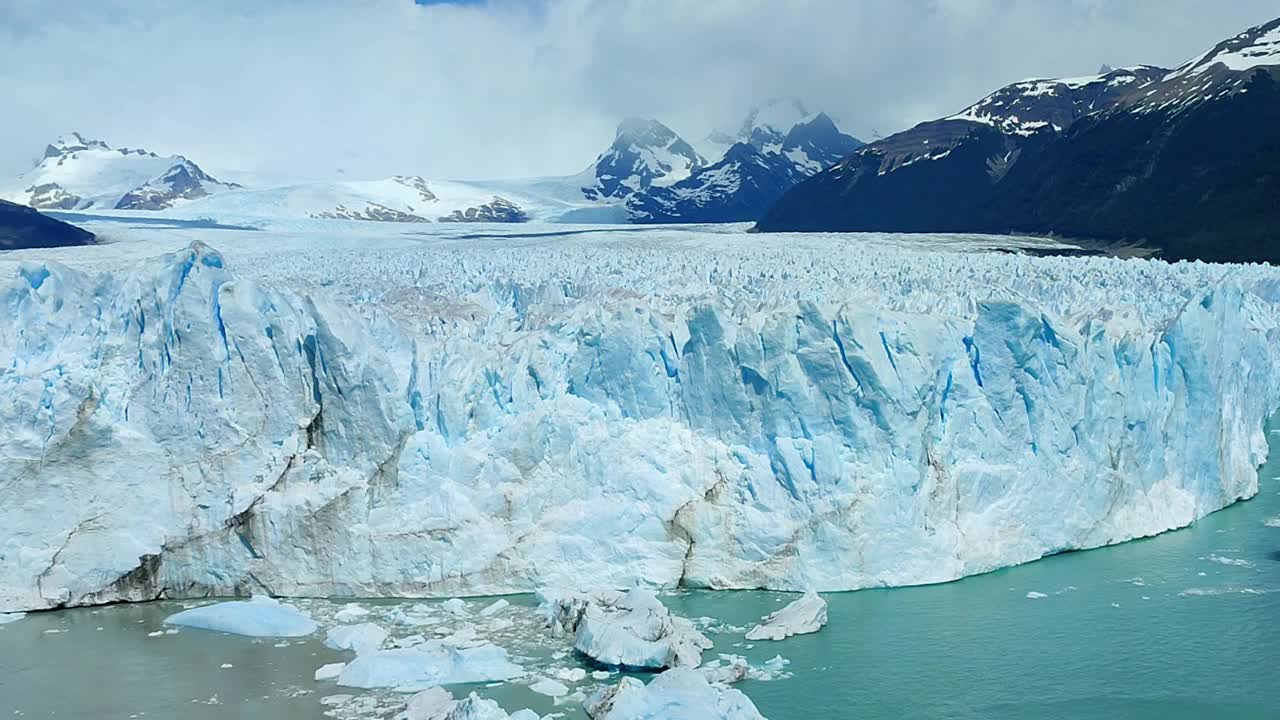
[164, 597, 317, 637]
[584, 667, 766, 720]
[220, 663, 233, 669]
[591, 670, 612, 680]
[549, 588, 712, 669]
[314, 662, 347, 681]
[442, 599, 470, 617]
[1203, 554, 1253, 567]
[1025, 592, 1048, 599]
[0, 613, 26, 625]
[744, 591, 827, 641]
[334, 605, 371, 623]
[1264, 517, 1280, 528]
[530, 677, 570, 697]
[698, 656, 749, 685]
[556, 667, 587, 683]
[405, 687, 456, 720]
[336, 641, 524, 691]
[480, 599, 510, 617]
[444, 693, 538, 720]
[325, 622, 389, 655]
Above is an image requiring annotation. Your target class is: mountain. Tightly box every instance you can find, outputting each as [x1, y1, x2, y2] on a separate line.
[0, 199, 95, 250]
[2, 133, 238, 211]
[758, 18, 1280, 262]
[628, 109, 862, 223]
[168, 175, 531, 224]
[578, 118, 705, 201]
[756, 65, 1165, 233]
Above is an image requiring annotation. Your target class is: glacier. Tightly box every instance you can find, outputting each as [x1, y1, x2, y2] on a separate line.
[3, 224, 1280, 613]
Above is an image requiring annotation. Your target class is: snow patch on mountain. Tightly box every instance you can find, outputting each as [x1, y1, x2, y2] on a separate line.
[2, 133, 236, 211]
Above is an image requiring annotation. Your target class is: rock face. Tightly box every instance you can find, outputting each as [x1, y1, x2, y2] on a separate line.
[757, 18, 1280, 262]
[436, 197, 528, 223]
[627, 106, 862, 223]
[2, 235, 1280, 613]
[3, 132, 236, 211]
[0, 199, 94, 250]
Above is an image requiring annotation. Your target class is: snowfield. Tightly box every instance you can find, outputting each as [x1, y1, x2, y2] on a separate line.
[2, 221, 1279, 612]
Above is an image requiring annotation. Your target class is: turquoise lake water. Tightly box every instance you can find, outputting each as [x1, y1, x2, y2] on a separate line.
[3, 431, 1278, 719]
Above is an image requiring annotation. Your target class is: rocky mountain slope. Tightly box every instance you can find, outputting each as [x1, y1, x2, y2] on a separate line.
[629, 111, 861, 223]
[757, 18, 1280, 262]
[0, 200, 94, 250]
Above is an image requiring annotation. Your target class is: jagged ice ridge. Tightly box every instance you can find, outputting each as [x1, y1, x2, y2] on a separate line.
[3, 229, 1280, 612]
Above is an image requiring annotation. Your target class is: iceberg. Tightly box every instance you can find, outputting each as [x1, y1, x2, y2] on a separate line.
[3, 229, 1280, 612]
[163, 597, 317, 637]
[314, 662, 346, 681]
[543, 588, 711, 669]
[584, 668, 767, 720]
[324, 622, 389, 654]
[336, 641, 524, 690]
[744, 591, 827, 641]
[404, 688, 541, 720]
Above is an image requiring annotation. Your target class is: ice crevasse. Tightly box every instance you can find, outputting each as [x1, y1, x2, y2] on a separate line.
[2, 238, 1280, 612]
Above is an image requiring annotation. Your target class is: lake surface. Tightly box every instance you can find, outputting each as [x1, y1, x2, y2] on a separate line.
[3, 429, 1278, 720]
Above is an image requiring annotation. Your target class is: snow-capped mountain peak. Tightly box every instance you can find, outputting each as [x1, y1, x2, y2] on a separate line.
[5, 134, 235, 211]
[1166, 17, 1280, 79]
[579, 117, 704, 201]
[738, 97, 811, 150]
[946, 65, 1167, 135]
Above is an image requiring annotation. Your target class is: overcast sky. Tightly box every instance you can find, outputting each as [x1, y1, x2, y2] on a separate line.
[2, 0, 1276, 182]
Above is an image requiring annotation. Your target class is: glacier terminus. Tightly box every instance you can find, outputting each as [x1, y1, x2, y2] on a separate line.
[2, 223, 1278, 614]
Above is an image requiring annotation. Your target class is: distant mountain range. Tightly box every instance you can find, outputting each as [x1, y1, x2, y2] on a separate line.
[567, 98, 863, 223]
[757, 17, 1280, 263]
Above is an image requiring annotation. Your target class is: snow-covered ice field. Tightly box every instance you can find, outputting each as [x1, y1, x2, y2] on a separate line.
[3, 219, 1280, 613]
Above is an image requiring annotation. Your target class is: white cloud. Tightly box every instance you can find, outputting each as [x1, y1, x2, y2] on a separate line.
[0, 0, 1275, 181]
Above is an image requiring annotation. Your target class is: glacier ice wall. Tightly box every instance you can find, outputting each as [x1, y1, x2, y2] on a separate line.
[3, 237, 1280, 612]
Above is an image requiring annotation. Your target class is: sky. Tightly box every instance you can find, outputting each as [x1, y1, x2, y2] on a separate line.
[1, 0, 1277, 182]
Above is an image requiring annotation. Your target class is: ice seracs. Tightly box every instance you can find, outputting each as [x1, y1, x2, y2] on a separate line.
[3, 227, 1280, 613]
[542, 589, 712, 669]
[584, 668, 767, 720]
[744, 591, 827, 641]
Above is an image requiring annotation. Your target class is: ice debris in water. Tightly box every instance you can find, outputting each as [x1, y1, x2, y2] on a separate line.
[744, 591, 827, 641]
[1025, 591, 1049, 599]
[480, 599, 510, 617]
[528, 677, 570, 697]
[400, 687, 538, 720]
[1203, 554, 1253, 567]
[0, 613, 25, 625]
[540, 587, 712, 669]
[325, 622, 390, 655]
[584, 667, 767, 720]
[164, 596, 318, 637]
[315, 662, 347, 681]
[1264, 516, 1280, 528]
[336, 641, 524, 691]
[334, 605, 372, 623]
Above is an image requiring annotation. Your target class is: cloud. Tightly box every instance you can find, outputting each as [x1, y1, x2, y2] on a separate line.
[1, 0, 1275, 181]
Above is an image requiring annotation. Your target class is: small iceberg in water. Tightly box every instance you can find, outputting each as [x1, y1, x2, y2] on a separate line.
[164, 596, 317, 637]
